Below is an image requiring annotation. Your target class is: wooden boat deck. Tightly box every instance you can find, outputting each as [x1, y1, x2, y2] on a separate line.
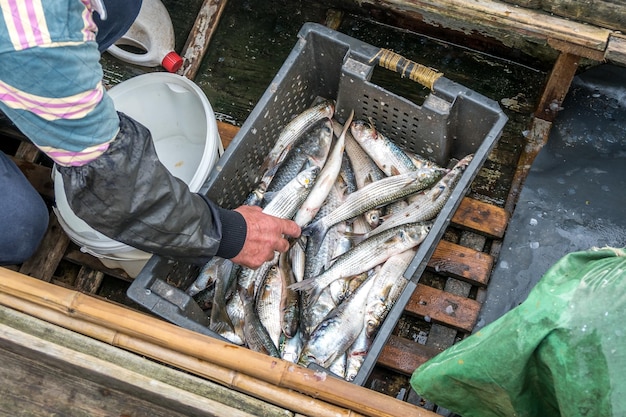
[1, 1, 624, 415]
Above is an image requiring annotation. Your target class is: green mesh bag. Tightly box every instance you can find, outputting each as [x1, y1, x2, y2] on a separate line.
[411, 247, 626, 417]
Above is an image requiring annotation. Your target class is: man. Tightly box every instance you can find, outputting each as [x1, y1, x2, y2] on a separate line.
[0, 0, 299, 268]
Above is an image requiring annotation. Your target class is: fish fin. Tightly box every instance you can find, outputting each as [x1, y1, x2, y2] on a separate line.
[262, 191, 278, 205]
[237, 282, 255, 304]
[431, 184, 446, 200]
[209, 319, 233, 335]
[301, 219, 329, 253]
[390, 166, 401, 176]
[342, 230, 368, 246]
[288, 277, 317, 292]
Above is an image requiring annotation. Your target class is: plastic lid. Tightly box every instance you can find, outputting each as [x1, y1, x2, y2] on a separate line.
[162, 51, 183, 73]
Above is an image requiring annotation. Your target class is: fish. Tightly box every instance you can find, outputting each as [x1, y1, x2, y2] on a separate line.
[329, 352, 347, 379]
[345, 326, 370, 382]
[256, 263, 287, 349]
[187, 256, 229, 296]
[239, 281, 281, 357]
[266, 119, 334, 195]
[364, 250, 415, 337]
[328, 269, 370, 307]
[338, 121, 385, 189]
[278, 251, 300, 338]
[407, 154, 472, 205]
[303, 166, 444, 249]
[289, 237, 306, 283]
[261, 99, 335, 176]
[349, 119, 417, 176]
[262, 165, 319, 220]
[293, 110, 353, 227]
[344, 250, 415, 380]
[406, 149, 442, 170]
[209, 260, 238, 335]
[367, 154, 473, 238]
[300, 285, 336, 338]
[302, 177, 350, 282]
[280, 329, 304, 363]
[291, 222, 432, 298]
[237, 251, 279, 300]
[363, 209, 383, 229]
[223, 288, 246, 345]
[244, 101, 334, 206]
[298, 274, 376, 368]
[192, 285, 215, 311]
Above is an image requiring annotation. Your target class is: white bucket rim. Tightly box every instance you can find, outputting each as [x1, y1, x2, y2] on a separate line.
[107, 72, 222, 192]
[54, 73, 220, 264]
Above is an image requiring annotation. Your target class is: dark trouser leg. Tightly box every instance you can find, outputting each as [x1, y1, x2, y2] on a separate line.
[0, 151, 49, 265]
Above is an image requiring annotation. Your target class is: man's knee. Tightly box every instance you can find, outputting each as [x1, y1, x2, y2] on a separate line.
[0, 153, 49, 265]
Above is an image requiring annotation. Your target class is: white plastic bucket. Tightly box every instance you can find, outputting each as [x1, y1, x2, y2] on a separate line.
[54, 73, 222, 277]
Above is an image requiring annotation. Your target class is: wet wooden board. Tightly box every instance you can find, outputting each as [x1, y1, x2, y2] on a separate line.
[356, 0, 616, 61]
[9, 157, 54, 201]
[0, 311, 279, 417]
[405, 284, 482, 332]
[428, 240, 494, 286]
[377, 335, 443, 376]
[451, 197, 509, 238]
[179, 0, 228, 80]
[606, 33, 626, 66]
[18, 214, 70, 282]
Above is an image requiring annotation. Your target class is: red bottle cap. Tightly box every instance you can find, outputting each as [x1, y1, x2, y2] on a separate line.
[162, 51, 183, 73]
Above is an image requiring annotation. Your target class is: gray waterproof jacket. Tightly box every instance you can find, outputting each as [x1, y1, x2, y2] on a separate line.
[58, 112, 247, 264]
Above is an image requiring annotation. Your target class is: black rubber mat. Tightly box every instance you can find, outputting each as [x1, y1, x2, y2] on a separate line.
[477, 63, 626, 329]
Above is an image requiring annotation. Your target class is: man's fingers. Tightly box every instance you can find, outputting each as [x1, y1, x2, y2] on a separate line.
[281, 219, 301, 239]
[274, 237, 290, 254]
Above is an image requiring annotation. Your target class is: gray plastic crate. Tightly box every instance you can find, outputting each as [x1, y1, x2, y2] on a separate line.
[128, 22, 507, 385]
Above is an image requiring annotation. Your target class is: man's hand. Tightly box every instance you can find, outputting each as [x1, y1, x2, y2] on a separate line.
[230, 205, 301, 269]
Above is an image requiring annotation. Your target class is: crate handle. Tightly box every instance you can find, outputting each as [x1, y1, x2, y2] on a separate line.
[369, 48, 443, 90]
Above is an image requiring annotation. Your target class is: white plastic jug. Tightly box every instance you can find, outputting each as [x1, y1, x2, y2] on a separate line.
[106, 0, 183, 73]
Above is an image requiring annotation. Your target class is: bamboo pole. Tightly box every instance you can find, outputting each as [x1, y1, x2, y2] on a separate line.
[0, 294, 355, 417]
[0, 267, 437, 417]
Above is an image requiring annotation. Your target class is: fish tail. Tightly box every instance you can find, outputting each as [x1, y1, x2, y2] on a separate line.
[302, 219, 329, 252]
[288, 277, 318, 292]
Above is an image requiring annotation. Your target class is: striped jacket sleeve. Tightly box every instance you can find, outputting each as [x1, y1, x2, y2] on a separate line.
[0, 0, 119, 166]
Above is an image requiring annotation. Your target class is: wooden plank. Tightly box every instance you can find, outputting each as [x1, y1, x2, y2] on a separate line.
[74, 266, 105, 294]
[217, 120, 239, 149]
[0, 323, 262, 417]
[358, 0, 612, 58]
[428, 240, 493, 286]
[451, 197, 509, 238]
[179, 0, 228, 81]
[533, 51, 581, 121]
[377, 335, 443, 375]
[547, 38, 605, 62]
[0, 305, 296, 417]
[541, 0, 626, 32]
[0, 268, 438, 417]
[405, 284, 482, 332]
[505, 114, 552, 213]
[11, 157, 54, 200]
[18, 213, 70, 281]
[64, 246, 133, 282]
[606, 33, 626, 66]
[15, 141, 40, 162]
